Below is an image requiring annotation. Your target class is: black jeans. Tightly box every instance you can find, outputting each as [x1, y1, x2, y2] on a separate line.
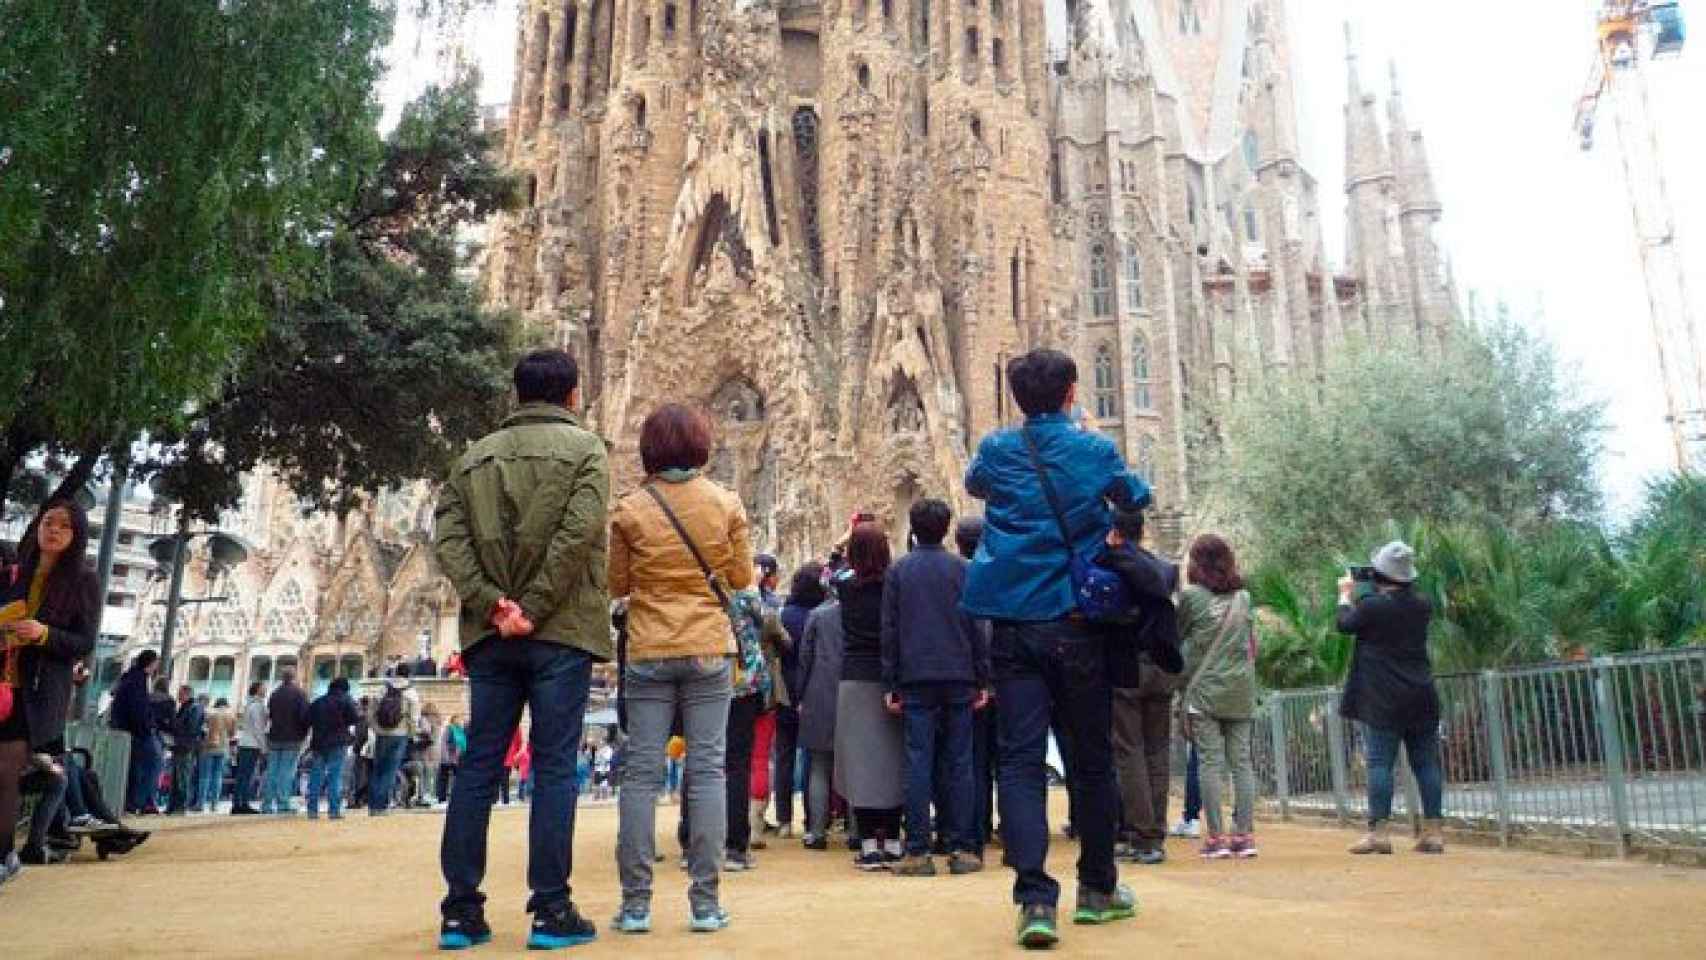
[723, 694, 758, 855]
[772, 706, 801, 828]
[440, 639, 592, 916]
[993, 619, 1118, 907]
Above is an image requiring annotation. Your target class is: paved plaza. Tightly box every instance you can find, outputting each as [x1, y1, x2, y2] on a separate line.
[4, 793, 1704, 958]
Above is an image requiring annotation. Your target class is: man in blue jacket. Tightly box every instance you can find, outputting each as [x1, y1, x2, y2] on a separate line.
[881, 498, 990, 878]
[961, 348, 1151, 949]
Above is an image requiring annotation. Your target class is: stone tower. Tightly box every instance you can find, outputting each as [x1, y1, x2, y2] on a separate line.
[483, 0, 1461, 561]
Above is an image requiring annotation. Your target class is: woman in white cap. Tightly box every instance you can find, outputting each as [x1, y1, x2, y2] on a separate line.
[1336, 541, 1444, 855]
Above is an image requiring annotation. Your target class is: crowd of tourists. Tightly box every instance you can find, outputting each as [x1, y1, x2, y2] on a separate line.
[1, 346, 1447, 954]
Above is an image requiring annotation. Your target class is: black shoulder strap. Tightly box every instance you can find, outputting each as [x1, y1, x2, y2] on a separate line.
[642, 483, 731, 607]
[1019, 429, 1076, 561]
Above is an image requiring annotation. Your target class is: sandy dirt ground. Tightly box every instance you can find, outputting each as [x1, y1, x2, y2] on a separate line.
[4, 792, 1704, 959]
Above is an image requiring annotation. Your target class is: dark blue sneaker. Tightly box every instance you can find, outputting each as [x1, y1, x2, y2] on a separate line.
[438, 909, 492, 951]
[528, 902, 597, 950]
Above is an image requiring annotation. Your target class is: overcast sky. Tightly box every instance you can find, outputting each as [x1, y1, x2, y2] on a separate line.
[383, 0, 1704, 520]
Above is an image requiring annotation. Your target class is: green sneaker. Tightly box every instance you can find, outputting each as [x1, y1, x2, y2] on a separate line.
[1016, 904, 1059, 949]
[1073, 883, 1138, 924]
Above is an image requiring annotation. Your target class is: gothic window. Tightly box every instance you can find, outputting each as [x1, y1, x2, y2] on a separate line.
[919, 0, 931, 48]
[526, 174, 538, 206]
[1243, 129, 1259, 172]
[1131, 334, 1154, 409]
[992, 38, 1004, 73]
[1093, 346, 1119, 419]
[664, 3, 676, 40]
[1010, 253, 1022, 322]
[757, 131, 781, 247]
[1124, 245, 1143, 311]
[992, 0, 1004, 16]
[1178, 0, 1201, 35]
[970, 115, 984, 142]
[1244, 206, 1259, 242]
[1049, 144, 1064, 203]
[858, 62, 871, 90]
[1186, 183, 1197, 226]
[882, 0, 893, 24]
[564, 6, 577, 64]
[1089, 243, 1112, 316]
[633, 94, 647, 129]
[965, 27, 979, 63]
[1136, 435, 1157, 480]
[792, 108, 823, 277]
[1124, 206, 1138, 238]
[636, 14, 651, 58]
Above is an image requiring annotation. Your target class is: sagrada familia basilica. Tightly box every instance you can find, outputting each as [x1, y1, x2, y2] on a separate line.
[120, 0, 1460, 698]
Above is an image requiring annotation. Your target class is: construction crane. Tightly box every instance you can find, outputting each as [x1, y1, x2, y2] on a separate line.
[1573, 1, 1703, 473]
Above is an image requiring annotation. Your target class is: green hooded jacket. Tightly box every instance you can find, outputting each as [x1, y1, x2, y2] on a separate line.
[432, 403, 612, 660]
[1177, 585, 1258, 720]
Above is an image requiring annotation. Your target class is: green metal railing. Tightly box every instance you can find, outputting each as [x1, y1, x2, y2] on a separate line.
[1250, 647, 1706, 856]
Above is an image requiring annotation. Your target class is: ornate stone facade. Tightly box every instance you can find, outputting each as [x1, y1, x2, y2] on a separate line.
[482, 0, 1460, 560]
[122, 472, 458, 700]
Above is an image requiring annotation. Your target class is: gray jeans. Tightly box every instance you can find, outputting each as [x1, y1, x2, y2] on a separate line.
[616, 656, 732, 913]
[1190, 716, 1256, 836]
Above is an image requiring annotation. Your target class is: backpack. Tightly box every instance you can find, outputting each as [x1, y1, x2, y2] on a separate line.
[376, 686, 404, 729]
[728, 591, 772, 702]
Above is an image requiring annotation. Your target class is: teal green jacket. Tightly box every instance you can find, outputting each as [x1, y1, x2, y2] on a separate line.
[1178, 586, 1258, 720]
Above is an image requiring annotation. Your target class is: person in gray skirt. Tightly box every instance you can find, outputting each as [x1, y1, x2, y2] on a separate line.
[834, 523, 906, 871]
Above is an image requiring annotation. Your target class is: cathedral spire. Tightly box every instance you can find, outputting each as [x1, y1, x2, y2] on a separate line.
[1343, 22, 1389, 186]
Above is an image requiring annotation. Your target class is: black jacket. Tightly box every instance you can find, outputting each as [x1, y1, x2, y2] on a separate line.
[306, 691, 360, 750]
[1337, 587, 1439, 733]
[110, 665, 155, 738]
[880, 545, 990, 694]
[837, 577, 886, 684]
[266, 683, 312, 745]
[2, 566, 98, 751]
[172, 699, 206, 749]
[1096, 543, 1185, 687]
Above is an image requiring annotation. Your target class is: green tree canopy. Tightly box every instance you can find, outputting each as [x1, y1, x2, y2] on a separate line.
[0, 0, 395, 510]
[150, 74, 520, 521]
[1205, 315, 1607, 574]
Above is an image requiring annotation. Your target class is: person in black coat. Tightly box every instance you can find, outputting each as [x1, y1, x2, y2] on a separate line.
[304, 677, 361, 819]
[1, 497, 100, 881]
[1095, 505, 1184, 864]
[1336, 540, 1444, 855]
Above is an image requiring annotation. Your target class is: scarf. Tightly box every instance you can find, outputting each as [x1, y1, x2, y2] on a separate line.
[1, 567, 50, 688]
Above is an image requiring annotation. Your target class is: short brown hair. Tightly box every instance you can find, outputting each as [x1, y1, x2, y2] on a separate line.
[847, 522, 891, 584]
[639, 403, 713, 475]
[1187, 534, 1244, 594]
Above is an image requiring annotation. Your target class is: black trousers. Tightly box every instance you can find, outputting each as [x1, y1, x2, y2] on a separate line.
[772, 706, 801, 827]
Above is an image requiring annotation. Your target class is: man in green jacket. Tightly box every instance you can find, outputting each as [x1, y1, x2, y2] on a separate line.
[433, 349, 610, 951]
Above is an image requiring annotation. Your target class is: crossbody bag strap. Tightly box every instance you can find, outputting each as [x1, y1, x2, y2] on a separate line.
[1182, 592, 1251, 708]
[1019, 429, 1076, 566]
[642, 483, 731, 608]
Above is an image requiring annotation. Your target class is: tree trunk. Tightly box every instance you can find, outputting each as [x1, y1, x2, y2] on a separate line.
[47, 443, 105, 505]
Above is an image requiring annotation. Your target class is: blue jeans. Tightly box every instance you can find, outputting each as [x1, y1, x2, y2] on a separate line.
[307, 746, 348, 816]
[902, 688, 977, 856]
[992, 619, 1118, 907]
[441, 639, 592, 916]
[125, 732, 162, 813]
[370, 735, 408, 813]
[263, 745, 301, 812]
[232, 747, 261, 810]
[1183, 744, 1201, 821]
[1364, 723, 1444, 825]
[198, 753, 227, 810]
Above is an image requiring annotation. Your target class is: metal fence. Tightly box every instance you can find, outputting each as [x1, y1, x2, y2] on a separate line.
[1250, 647, 1706, 856]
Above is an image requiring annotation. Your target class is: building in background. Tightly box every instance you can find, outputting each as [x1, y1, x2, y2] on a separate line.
[479, 0, 1459, 557]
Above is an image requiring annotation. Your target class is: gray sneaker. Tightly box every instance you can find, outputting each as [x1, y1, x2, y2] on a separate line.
[0, 852, 21, 889]
[690, 906, 731, 933]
